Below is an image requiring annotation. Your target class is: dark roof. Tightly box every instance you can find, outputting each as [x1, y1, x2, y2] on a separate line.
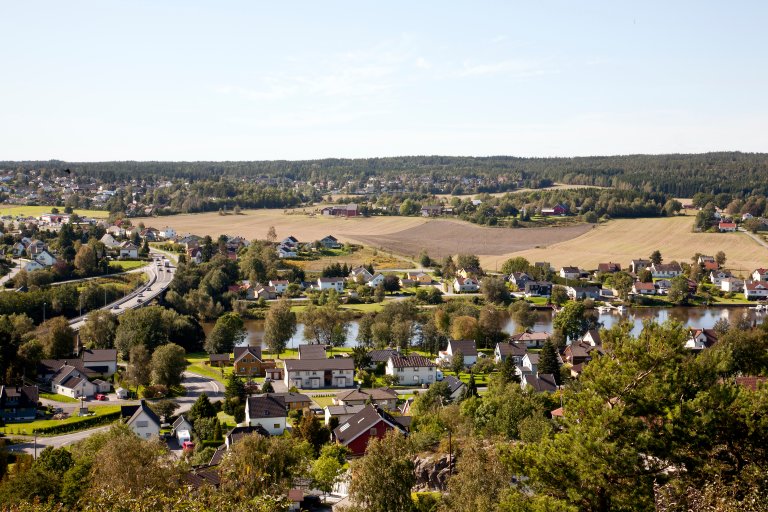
[524, 373, 558, 392]
[367, 349, 401, 363]
[209, 354, 230, 362]
[284, 358, 355, 371]
[333, 405, 406, 445]
[325, 404, 366, 416]
[336, 387, 398, 403]
[388, 355, 436, 369]
[81, 349, 117, 363]
[270, 392, 312, 405]
[443, 376, 465, 395]
[233, 346, 262, 363]
[734, 376, 768, 391]
[185, 466, 221, 488]
[496, 342, 527, 358]
[209, 445, 227, 466]
[125, 400, 161, 427]
[0, 385, 38, 408]
[298, 344, 327, 360]
[51, 365, 81, 385]
[449, 339, 478, 357]
[39, 359, 95, 378]
[172, 415, 192, 429]
[247, 394, 287, 419]
[225, 425, 270, 447]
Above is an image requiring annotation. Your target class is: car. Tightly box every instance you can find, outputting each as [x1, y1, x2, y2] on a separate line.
[95, 394, 108, 401]
[112, 305, 120, 310]
[182, 441, 195, 451]
[137, 294, 144, 298]
[136, 298, 143, 303]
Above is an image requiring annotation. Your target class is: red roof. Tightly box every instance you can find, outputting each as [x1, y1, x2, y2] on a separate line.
[719, 222, 737, 228]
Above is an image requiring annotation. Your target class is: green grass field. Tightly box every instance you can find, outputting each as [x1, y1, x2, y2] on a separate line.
[217, 411, 236, 429]
[39, 392, 80, 403]
[310, 395, 335, 408]
[109, 260, 148, 271]
[0, 405, 121, 436]
[186, 353, 233, 383]
[0, 205, 108, 218]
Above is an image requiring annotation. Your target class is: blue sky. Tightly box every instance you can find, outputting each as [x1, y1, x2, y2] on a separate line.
[1, 1, 766, 160]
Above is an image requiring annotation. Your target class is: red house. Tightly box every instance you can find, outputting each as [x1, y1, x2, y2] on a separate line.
[541, 203, 568, 216]
[332, 405, 408, 455]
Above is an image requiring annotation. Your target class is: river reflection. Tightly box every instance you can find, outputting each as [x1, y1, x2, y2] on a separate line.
[203, 306, 765, 349]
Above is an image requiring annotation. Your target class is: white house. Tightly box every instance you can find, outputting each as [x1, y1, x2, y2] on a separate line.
[632, 281, 656, 295]
[438, 339, 478, 366]
[521, 353, 539, 374]
[159, 226, 176, 239]
[721, 277, 744, 292]
[559, 267, 580, 280]
[650, 262, 683, 279]
[51, 365, 97, 399]
[443, 375, 466, 401]
[709, 270, 732, 286]
[349, 266, 373, 283]
[80, 349, 118, 377]
[494, 342, 527, 364]
[123, 400, 161, 439]
[34, 250, 57, 267]
[453, 277, 479, 293]
[386, 355, 436, 385]
[119, 242, 138, 259]
[172, 415, 193, 444]
[100, 233, 121, 248]
[366, 273, 386, 288]
[752, 268, 768, 282]
[283, 358, 355, 389]
[245, 394, 287, 436]
[685, 328, 718, 351]
[21, 259, 44, 272]
[269, 280, 289, 294]
[316, 277, 344, 292]
[745, 280, 768, 300]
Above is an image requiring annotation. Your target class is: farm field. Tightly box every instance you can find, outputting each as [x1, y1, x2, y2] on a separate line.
[0, 205, 108, 218]
[142, 208, 429, 245]
[348, 219, 593, 263]
[289, 245, 412, 271]
[491, 216, 767, 276]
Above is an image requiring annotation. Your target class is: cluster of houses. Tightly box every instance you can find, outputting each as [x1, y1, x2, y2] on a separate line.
[277, 234, 342, 259]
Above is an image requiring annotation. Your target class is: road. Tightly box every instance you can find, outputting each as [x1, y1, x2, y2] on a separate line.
[68, 252, 176, 331]
[0, 259, 21, 289]
[6, 371, 222, 456]
[740, 227, 768, 250]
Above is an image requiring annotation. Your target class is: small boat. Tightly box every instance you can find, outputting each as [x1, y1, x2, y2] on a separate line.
[596, 305, 611, 314]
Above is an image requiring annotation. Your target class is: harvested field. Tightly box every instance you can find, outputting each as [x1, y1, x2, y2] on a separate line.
[346, 220, 593, 262]
[146, 209, 429, 243]
[487, 216, 767, 276]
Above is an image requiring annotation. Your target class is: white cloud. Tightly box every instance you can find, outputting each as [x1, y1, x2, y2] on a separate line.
[457, 59, 554, 78]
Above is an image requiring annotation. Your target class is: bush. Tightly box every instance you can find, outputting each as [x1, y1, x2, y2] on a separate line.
[141, 385, 169, 399]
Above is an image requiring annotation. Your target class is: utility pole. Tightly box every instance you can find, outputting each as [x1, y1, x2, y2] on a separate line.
[42, 302, 46, 323]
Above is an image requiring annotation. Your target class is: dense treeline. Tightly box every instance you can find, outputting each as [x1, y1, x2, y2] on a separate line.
[5, 152, 768, 198]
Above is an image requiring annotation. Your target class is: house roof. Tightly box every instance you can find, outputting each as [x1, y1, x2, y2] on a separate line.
[388, 355, 436, 369]
[525, 353, 540, 365]
[597, 262, 621, 273]
[284, 358, 354, 372]
[124, 400, 161, 427]
[734, 376, 768, 391]
[745, 280, 768, 291]
[561, 266, 579, 273]
[336, 387, 398, 403]
[326, 404, 366, 416]
[449, 339, 478, 357]
[367, 349, 401, 363]
[209, 353, 230, 362]
[443, 375, 465, 395]
[185, 466, 222, 488]
[81, 348, 117, 363]
[524, 373, 558, 392]
[298, 344, 327, 360]
[247, 394, 287, 419]
[333, 405, 406, 445]
[225, 425, 270, 448]
[172, 415, 192, 429]
[509, 331, 551, 343]
[233, 346, 262, 363]
[633, 281, 656, 291]
[495, 342, 527, 357]
[0, 385, 38, 408]
[270, 392, 311, 405]
[652, 262, 683, 272]
[318, 277, 344, 283]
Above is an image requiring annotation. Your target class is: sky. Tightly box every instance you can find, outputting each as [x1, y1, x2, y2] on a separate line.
[1, 1, 767, 161]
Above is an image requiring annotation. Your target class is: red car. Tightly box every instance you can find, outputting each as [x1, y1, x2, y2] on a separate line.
[182, 441, 195, 451]
[94, 394, 108, 401]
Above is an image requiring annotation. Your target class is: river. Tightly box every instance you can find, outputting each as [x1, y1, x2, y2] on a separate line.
[203, 306, 766, 350]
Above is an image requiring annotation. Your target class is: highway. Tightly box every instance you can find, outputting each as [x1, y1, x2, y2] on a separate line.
[68, 253, 176, 331]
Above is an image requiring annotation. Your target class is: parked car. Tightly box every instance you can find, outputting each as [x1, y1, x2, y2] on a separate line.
[95, 394, 108, 401]
[182, 441, 195, 451]
[137, 298, 143, 303]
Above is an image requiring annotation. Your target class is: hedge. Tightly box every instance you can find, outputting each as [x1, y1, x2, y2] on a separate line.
[32, 412, 122, 435]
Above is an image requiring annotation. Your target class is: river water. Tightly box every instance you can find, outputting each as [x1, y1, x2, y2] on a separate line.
[203, 306, 765, 350]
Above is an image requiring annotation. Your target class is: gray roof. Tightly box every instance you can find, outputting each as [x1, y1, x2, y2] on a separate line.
[233, 346, 262, 363]
[388, 355, 436, 369]
[270, 392, 312, 405]
[81, 349, 117, 363]
[443, 375, 465, 395]
[124, 400, 161, 427]
[333, 405, 406, 445]
[524, 373, 558, 392]
[335, 387, 398, 403]
[496, 342, 527, 357]
[367, 349, 401, 363]
[284, 358, 354, 372]
[449, 339, 478, 357]
[298, 344, 327, 360]
[247, 394, 287, 419]
[325, 404, 366, 416]
[172, 415, 192, 429]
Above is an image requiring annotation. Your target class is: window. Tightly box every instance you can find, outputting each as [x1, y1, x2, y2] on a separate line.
[369, 427, 377, 436]
[137, 421, 148, 428]
[274, 423, 280, 429]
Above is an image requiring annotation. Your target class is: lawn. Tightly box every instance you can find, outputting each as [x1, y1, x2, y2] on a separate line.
[39, 392, 80, 403]
[310, 395, 335, 408]
[109, 260, 148, 271]
[0, 205, 108, 218]
[0, 405, 121, 436]
[186, 353, 232, 383]
[217, 411, 236, 429]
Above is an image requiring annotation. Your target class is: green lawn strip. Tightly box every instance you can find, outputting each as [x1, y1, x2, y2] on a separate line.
[310, 395, 335, 408]
[109, 260, 148, 271]
[186, 362, 229, 383]
[39, 392, 80, 403]
[0, 206, 108, 218]
[1, 405, 121, 436]
[217, 411, 236, 430]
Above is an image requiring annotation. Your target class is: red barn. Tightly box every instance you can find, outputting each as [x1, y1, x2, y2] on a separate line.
[332, 404, 408, 455]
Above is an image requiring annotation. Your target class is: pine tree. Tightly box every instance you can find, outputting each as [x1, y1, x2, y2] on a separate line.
[500, 355, 520, 384]
[213, 419, 223, 441]
[462, 371, 478, 400]
[538, 340, 562, 385]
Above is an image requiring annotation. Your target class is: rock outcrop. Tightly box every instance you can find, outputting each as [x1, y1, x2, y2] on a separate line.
[413, 452, 453, 492]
